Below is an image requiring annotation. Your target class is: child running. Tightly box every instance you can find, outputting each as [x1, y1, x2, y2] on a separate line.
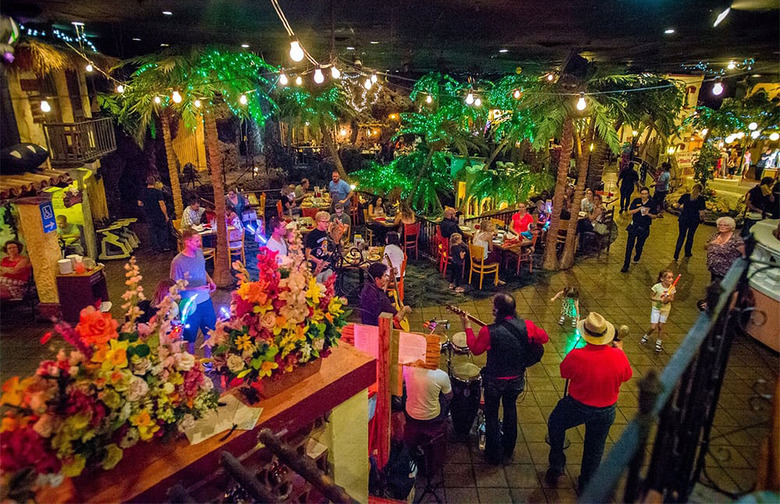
[641, 270, 676, 353]
[550, 286, 580, 328]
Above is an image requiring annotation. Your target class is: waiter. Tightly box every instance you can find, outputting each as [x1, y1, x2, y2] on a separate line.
[458, 293, 549, 465]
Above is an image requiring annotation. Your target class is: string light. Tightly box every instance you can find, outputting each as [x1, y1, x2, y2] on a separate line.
[474, 97, 482, 107]
[701, 128, 708, 137]
[727, 61, 736, 70]
[465, 92, 474, 105]
[750, 131, 760, 139]
[239, 94, 248, 105]
[172, 90, 182, 103]
[331, 66, 341, 79]
[711, 81, 724, 95]
[576, 92, 586, 111]
[725, 135, 736, 143]
[116, 84, 125, 94]
[364, 78, 373, 90]
[313, 67, 324, 84]
[632, 130, 638, 136]
[289, 39, 304, 62]
[748, 122, 758, 131]
[371, 73, 378, 84]
[40, 100, 51, 113]
[513, 89, 521, 99]
[194, 99, 202, 108]
[154, 96, 161, 104]
[770, 133, 779, 141]
[736, 131, 745, 139]
[547, 74, 554, 81]
[85, 63, 93, 72]
[295, 75, 303, 86]
[425, 94, 433, 104]
[279, 73, 289, 85]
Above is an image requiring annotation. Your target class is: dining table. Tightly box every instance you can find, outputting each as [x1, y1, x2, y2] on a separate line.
[300, 193, 333, 211]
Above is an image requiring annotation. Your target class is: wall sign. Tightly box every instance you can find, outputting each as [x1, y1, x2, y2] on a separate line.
[40, 201, 57, 233]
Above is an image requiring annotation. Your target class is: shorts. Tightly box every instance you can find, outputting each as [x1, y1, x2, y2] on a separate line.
[650, 307, 669, 324]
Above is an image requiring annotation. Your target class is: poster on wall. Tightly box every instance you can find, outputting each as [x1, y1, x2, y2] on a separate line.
[675, 151, 696, 177]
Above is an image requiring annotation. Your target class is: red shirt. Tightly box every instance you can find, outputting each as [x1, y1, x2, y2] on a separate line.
[466, 317, 549, 377]
[512, 212, 533, 234]
[561, 345, 632, 407]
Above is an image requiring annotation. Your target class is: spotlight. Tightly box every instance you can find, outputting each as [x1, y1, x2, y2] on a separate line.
[289, 39, 305, 62]
[40, 100, 51, 113]
[171, 90, 181, 103]
[279, 73, 289, 85]
[313, 68, 324, 84]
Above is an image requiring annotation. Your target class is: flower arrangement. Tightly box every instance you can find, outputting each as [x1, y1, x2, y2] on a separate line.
[208, 231, 348, 398]
[0, 258, 219, 498]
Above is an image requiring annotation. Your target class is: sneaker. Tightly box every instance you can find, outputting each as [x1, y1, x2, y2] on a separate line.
[633, 255, 641, 263]
[620, 266, 629, 273]
[545, 468, 562, 487]
[559, 317, 565, 326]
[572, 319, 577, 328]
[455, 286, 465, 293]
[655, 340, 663, 353]
[639, 334, 649, 345]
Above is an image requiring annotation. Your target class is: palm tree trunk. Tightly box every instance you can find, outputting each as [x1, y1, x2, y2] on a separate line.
[321, 124, 349, 181]
[204, 113, 232, 288]
[542, 118, 574, 271]
[561, 118, 595, 269]
[586, 118, 623, 190]
[161, 112, 183, 219]
[406, 147, 436, 207]
[639, 125, 654, 161]
[484, 137, 511, 170]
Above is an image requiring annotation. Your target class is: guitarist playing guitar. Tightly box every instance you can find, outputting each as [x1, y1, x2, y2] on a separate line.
[449, 293, 549, 465]
[359, 262, 412, 327]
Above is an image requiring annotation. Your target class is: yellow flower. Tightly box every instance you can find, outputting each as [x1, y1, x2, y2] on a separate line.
[235, 334, 254, 352]
[306, 277, 321, 303]
[62, 454, 86, 477]
[93, 339, 129, 372]
[258, 361, 278, 379]
[101, 444, 123, 470]
[130, 410, 160, 441]
[0, 376, 30, 407]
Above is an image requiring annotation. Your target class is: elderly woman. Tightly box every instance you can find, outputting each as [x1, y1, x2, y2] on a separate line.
[705, 216, 745, 284]
[0, 240, 32, 300]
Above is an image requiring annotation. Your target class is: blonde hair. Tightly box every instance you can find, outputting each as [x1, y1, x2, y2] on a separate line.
[480, 220, 496, 233]
[315, 211, 330, 222]
[450, 233, 463, 246]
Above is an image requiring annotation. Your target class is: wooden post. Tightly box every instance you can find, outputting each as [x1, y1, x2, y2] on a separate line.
[377, 313, 393, 469]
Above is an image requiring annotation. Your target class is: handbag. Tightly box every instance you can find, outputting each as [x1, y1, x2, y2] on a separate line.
[593, 221, 609, 235]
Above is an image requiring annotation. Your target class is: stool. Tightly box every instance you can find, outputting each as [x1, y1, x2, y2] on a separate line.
[413, 432, 446, 504]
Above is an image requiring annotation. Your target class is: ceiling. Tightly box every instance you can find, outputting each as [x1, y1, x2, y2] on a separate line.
[4, 0, 779, 79]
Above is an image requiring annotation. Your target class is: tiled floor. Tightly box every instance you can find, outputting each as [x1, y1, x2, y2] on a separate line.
[0, 187, 777, 503]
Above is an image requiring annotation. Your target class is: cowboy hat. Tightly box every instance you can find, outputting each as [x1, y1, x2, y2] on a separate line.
[577, 312, 615, 346]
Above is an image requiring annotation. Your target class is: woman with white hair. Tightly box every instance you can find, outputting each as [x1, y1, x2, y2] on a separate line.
[705, 216, 745, 283]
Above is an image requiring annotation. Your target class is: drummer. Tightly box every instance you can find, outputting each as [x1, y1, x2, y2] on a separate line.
[458, 293, 549, 465]
[403, 360, 452, 445]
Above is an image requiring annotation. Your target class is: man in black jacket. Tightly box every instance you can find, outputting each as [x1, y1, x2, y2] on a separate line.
[440, 207, 462, 239]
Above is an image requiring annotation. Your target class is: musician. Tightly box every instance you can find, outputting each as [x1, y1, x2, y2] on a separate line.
[382, 232, 404, 280]
[403, 361, 452, 445]
[359, 263, 411, 326]
[458, 293, 549, 465]
[305, 211, 336, 282]
[545, 312, 632, 492]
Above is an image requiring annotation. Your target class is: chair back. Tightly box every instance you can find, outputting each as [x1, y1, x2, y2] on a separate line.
[228, 226, 243, 244]
[276, 200, 283, 219]
[469, 244, 485, 265]
[302, 207, 318, 219]
[403, 222, 420, 239]
[491, 218, 504, 230]
[400, 254, 408, 277]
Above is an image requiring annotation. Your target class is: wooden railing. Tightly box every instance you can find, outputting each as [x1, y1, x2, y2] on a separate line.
[43, 117, 117, 167]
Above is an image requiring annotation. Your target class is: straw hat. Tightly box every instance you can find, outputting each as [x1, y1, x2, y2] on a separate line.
[577, 312, 616, 346]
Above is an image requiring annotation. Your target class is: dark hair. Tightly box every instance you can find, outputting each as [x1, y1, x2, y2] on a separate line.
[639, 186, 650, 193]
[386, 232, 400, 246]
[761, 176, 774, 186]
[367, 262, 388, 281]
[2, 239, 24, 253]
[268, 216, 284, 233]
[301, 178, 309, 185]
[146, 175, 156, 186]
[658, 269, 673, 283]
[564, 287, 579, 299]
[187, 194, 199, 205]
[662, 162, 671, 171]
[493, 293, 517, 321]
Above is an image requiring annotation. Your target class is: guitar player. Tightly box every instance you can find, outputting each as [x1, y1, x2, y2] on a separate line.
[359, 262, 412, 326]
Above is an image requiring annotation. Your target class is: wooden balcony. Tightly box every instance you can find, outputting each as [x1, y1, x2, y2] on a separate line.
[43, 117, 117, 167]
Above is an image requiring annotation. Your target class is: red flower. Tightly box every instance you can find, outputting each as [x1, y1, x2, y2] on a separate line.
[0, 427, 61, 474]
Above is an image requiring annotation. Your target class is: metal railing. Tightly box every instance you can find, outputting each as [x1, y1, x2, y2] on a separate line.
[415, 208, 518, 261]
[43, 117, 117, 167]
[581, 246, 775, 503]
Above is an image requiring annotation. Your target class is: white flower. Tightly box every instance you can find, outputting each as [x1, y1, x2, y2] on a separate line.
[227, 354, 246, 373]
[133, 357, 152, 375]
[313, 339, 325, 351]
[178, 414, 196, 433]
[175, 353, 195, 371]
[127, 377, 149, 402]
[201, 377, 214, 391]
[162, 382, 175, 394]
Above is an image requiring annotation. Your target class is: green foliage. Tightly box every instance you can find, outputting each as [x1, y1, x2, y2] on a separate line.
[464, 161, 552, 206]
[692, 141, 721, 189]
[687, 90, 780, 138]
[275, 83, 355, 132]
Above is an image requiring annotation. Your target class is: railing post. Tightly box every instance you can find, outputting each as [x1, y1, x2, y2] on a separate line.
[623, 370, 662, 503]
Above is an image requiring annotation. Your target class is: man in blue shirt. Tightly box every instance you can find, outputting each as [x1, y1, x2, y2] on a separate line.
[328, 171, 353, 211]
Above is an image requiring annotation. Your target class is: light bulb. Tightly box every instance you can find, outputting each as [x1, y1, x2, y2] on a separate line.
[750, 131, 760, 139]
[632, 130, 638, 137]
[116, 84, 125, 94]
[172, 90, 181, 103]
[371, 73, 377, 84]
[313, 68, 324, 84]
[712, 82, 724, 95]
[748, 122, 758, 131]
[736, 131, 745, 139]
[547, 73, 554, 81]
[154, 96, 161, 104]
[589, 143, 594, 151]
[576, 93, 586, 111]
[667, 146, 676, 155]
[331, 66, 341, 79]
[769, 132, 779, 141]
[465, 92, 474, 105]
[289, 40, 304, 62]
[701, 128, 708, 137]
[425, 94, 432, 104]
[239, 94, 248, 105]
[364, 78, 372, 90]
[295, 76, 303, 86]
[339, 128, 347, 136]
[513, 89, 521, 99]
[474, 97, 482, 107]
[194, 99, 201, 108]
[714, 7, 730, 27]
[85, 63, 93, 72]
[727, 61, 736, 70]
[279, 73, 288, 86]
[725, 135, 736, 143]
[40, 100, 51, 113]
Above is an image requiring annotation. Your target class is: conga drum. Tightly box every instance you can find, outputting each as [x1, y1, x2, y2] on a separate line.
[450, 362, 481, 439]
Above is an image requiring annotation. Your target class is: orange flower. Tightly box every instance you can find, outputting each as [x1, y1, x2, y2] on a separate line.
[75, 306, 119, 347]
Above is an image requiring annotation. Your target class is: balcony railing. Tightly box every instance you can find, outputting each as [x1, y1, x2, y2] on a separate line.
[43, 117, 117, 167]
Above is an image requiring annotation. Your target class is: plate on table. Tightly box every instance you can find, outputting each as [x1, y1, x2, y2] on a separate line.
[578, 211, 587, 218]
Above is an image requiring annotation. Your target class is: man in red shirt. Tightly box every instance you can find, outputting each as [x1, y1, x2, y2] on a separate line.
[459, 293, 549, 465]
[545, 312, 632, 491]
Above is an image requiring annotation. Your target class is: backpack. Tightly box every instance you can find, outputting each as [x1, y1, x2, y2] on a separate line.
[375, 441, 417, 500]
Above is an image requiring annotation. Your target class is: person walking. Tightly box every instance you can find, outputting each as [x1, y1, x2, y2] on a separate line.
[705, 217, 745, 284]
[640, 270, 676, 354]
[328, 171, 353, 211]
[673, 183, 706, 261]
[458, 293, 549, 465]
[618, 165, 639, 214]
[654, 162, 672, 215]
[621, 187, 658, 272]
[545, 312, 632, 492]
[138, 175, 171, 252]
[170, 229, 217, 356]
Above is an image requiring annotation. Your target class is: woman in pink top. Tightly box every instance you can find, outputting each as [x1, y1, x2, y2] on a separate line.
[0, 240, 32, 300]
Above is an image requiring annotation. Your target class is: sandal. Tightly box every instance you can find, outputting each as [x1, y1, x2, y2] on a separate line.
[455, 287, 465, 293]
[655, 341, 663, 353]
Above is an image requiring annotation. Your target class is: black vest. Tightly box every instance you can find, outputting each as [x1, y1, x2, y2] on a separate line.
[484, 318, 528, 378]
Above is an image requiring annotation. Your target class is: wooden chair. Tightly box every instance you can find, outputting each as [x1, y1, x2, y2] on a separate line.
[362, 209, 375, 245]
[402, 222, 420, 260]
[387, 254, 408, 305]
[227, 226, 245, 264]
[582, 207, 615, 258]
[435, 227, 450, 278]
[505, 230, 539, 276]
[302, 207, 318, 219]
[491, 218, 505, 230]
[468, 244, 499, 289]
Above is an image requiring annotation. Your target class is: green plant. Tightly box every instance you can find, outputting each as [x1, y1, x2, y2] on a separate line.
[692, 141, 721, 190]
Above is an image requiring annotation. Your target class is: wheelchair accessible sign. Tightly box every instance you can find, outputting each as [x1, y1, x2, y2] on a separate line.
[40, 201, 57, 234]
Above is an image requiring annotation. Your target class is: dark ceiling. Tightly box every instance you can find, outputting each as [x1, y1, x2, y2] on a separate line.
[4, 0, 780, 78]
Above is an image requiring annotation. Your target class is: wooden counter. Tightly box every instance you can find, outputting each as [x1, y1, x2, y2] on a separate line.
[75, 344, 376, 503]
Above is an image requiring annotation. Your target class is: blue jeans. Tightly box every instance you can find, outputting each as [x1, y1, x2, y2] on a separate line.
[547, 396, 616, 487]
[182, 298, 216, 344]
[483, 375, 524, 464]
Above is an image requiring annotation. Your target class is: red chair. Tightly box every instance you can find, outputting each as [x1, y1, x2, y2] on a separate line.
[435, 227, 450, 278]
[302, 207, 318, 219]
[506, 230, 539, 276]
[402, 222, 420, 260]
